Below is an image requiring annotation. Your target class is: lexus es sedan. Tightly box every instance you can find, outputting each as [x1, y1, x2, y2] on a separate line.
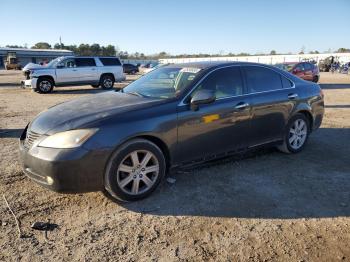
[19, 62, 324, 201]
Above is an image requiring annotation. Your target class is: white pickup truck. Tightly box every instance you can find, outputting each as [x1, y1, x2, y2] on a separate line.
[23, 56, 125, 93]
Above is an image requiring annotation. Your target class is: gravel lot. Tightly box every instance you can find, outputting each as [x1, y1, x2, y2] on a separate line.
[0, 70, 350, 261]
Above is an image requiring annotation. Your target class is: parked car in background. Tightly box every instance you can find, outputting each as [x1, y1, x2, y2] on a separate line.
[274, 62, 320, 82]
[123, 63, 139, 74]
[141, 63, 169, 75]
[337, 62, 349, 74]
[22, 56, 125, 93]
[318, 56, 335, 72]
[20, 61, 324, 201]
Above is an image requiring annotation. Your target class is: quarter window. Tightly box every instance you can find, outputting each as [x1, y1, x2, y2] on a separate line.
[281, 75, 293, 88]
[244, 66, 283, 93]
[75, 58, 96, 67]
[193, 67, 244, 99]
[100, 58, 122, 66]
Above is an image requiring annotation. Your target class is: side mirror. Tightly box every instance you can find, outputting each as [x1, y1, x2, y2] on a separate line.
[190, 89, 216, 111]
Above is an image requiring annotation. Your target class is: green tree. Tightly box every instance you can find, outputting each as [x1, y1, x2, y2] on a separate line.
[31, 42, 51, 49]
[101, 45, 116, 56]
[337, 47, 350, 53]
[90, 44, 101, 55]
[6, 45, 27, 48]
[270, 50, 277, 55]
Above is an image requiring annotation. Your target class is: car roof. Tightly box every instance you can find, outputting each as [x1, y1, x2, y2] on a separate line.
[164, 61, 305, 83]
[164, 61, 281, 70]
[60, 56, 121, 59]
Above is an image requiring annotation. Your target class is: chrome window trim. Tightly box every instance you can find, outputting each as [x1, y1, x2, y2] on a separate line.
[178, 64, 295, 106]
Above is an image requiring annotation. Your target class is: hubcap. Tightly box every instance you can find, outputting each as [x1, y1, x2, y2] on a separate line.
[39, 80, 51, 91]
[103, 79, 113, 88]
[289, 119, 307, 150]
[117, 150, 159, 195]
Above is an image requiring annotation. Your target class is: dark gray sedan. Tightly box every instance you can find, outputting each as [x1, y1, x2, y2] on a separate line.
[19, 62, 324, 201]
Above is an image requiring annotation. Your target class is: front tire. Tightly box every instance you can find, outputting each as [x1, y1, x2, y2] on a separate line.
[36, 77, 54, 93]
[277, 113, 310, 154]
[100, 75, 114, 89]
[104, 139, 166, 201]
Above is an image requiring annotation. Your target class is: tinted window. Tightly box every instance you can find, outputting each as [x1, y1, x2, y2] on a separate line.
[295, 63, 305, 71]
[244, 66, 283, 93]
[63, 58, 76, 68]
[193, 67, 244, 99]
[304, 63, 312, 70]
[100, 58, 122, 66]
[76, 58, 96, 67]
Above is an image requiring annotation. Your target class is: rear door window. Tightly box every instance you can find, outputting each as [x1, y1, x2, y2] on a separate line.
[76, 58, 96, 67]
[244, 66, 283, 93]
[100, 58, 122, 66]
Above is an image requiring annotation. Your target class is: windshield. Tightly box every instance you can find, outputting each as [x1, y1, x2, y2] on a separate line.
[46, 57, 64, 68]
[123, 67, 202, 99]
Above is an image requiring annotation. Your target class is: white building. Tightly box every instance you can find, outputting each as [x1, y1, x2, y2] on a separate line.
[0, 48, 74, 68]
[160, 53, 350, 65]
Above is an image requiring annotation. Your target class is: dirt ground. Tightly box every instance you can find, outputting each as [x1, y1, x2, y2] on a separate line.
[0, 70, 350, 261]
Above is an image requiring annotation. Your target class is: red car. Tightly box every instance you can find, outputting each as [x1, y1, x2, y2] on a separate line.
[275, 62, 320, 82]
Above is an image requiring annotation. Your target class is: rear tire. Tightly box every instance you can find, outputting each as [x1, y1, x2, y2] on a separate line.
[36, 77, 54, 94]
[277, 113, 310, 154]
[104, 139, 166, 201]
[100, 74, 114, 89]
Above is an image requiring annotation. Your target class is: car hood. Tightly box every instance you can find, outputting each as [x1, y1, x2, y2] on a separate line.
[29, 91, 161, 135]
[22, 63, 46, 71]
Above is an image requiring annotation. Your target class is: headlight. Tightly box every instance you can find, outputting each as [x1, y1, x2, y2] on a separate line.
[38, 129, 98, 149]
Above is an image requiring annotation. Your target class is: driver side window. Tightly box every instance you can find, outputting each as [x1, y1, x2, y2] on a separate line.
[60, 58, 76, 68]
[192, 67, 244, 99]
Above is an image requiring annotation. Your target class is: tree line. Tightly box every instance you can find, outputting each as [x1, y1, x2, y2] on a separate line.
[4, 42, 350, 59]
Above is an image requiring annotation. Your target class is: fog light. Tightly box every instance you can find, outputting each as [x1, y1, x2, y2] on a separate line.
[46, 176, 54, 185]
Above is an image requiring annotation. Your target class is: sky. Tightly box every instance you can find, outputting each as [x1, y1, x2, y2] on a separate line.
[1, 0, 350, 55]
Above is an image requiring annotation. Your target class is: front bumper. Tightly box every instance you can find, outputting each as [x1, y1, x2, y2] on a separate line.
[19, 128, 108, 193]
[22, 78, 37, 89]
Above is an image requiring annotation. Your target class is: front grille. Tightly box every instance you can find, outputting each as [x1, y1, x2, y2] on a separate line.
[24, 130, 42, 150]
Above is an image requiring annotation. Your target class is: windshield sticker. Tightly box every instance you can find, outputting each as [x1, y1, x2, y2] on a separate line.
[180, 68, 201, 74]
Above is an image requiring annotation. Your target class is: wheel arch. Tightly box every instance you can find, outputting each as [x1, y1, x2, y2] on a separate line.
[294, 109, 314, 132]
[104, 133, 171, 179]
[133, 135, 171, 171]
[100, 73, 115, 82]
[38, 75, 55, 86]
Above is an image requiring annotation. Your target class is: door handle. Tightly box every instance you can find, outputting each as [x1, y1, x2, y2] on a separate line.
[235, 102, 249, 109]
[288, 93, 298, 99]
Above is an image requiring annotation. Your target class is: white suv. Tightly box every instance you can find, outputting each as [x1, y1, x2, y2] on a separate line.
[23, 56, 125, 93]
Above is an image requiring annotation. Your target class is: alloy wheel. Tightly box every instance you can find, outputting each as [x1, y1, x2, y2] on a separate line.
[103, 79, 113, 88]
[39, 80, 52, 92]
[288, 119, 308, 150]
[117, 150, 159, 195]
